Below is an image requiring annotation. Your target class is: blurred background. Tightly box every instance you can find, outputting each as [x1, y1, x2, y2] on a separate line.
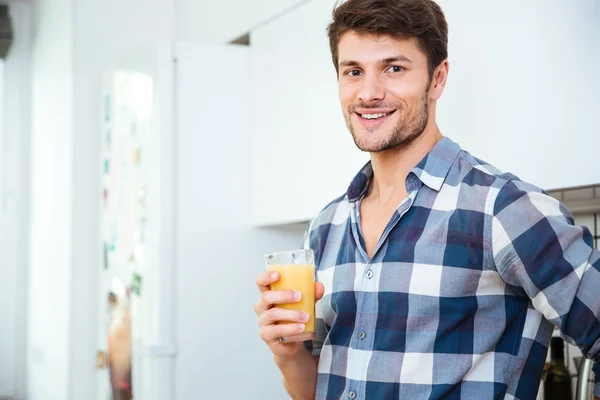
[0, 0, 598, 399]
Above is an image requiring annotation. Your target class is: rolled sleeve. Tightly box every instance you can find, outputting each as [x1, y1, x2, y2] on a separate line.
[492, 180, 600, 372]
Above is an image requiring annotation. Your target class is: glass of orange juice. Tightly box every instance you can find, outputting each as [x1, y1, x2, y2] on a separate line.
[264, 249, 316, 334]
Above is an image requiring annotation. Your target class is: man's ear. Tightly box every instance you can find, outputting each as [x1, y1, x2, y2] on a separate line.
[430, 60, 449, 101]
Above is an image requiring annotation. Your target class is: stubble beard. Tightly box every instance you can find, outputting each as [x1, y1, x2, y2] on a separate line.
[346, 90, 430, 153]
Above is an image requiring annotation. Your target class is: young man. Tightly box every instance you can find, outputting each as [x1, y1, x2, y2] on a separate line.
[254, 0, 600, 398]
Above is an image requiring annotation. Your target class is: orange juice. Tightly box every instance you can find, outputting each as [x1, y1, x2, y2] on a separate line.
[268, 264, 315, 333]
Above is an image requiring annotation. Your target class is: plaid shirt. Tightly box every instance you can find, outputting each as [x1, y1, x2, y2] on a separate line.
[302, 137, 600, 400]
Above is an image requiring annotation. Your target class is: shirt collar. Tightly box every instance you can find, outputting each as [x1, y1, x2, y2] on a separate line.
[346, 137, 462, 202]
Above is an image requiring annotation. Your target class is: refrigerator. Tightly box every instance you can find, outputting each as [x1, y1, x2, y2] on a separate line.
[97, 42, 254, 400]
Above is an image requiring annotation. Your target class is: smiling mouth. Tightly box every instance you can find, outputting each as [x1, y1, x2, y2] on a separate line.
[355, 110, 396, 123]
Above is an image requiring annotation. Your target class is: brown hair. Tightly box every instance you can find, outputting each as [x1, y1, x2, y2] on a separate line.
[327, 0, 448, 78]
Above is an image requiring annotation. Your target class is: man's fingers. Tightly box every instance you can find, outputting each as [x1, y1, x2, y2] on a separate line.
[255, 271, 280, 293]
[279, 331, 317, 343]
[253, 301, 266, 316]
[254, 289, 300, 316]
[258, 307, 309, 327]
[315, 282, 325, 301]
[260, 323, 308, 342]
[261, 289, 302, 306]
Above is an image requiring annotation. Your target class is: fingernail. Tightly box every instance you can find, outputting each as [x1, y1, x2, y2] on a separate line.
[271, 272, 278, 280]
[301, 312, 309, 322]
[293, 291, 302, 302]
[297, 324, 305, 332]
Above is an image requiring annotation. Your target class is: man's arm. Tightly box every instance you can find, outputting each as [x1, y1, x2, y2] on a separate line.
[275, 352, 319, 400]
[492, 180, 600, 398]
[255, 269, 325, 400]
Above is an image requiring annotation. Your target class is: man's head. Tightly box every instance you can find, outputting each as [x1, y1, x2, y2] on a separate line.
[328, 0, 449, 153]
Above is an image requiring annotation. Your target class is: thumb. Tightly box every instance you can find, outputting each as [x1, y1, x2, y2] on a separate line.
[315, 282, 325, 301]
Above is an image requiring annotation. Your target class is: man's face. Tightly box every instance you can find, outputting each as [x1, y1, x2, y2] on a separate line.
[337, 31, 433, 153]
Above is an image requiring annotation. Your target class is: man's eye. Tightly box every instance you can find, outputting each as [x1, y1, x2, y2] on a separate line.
[387, 66, 405, 73]
[345, 69, 362, 77]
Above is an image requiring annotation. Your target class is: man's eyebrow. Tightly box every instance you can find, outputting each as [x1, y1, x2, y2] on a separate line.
[380, 55, 413, 64]
[339, 55, 413, 68]
[339, 60, 360, 68]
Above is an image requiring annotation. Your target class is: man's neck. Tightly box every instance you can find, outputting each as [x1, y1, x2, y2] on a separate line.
[368, 125, 443, 206]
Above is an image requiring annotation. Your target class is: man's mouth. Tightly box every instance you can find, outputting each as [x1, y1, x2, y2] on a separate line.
[355, 110, 396, 124]
[358, 111, 393, 120]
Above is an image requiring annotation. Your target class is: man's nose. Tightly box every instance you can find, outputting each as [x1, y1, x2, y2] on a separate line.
[357, 73, 385, 104]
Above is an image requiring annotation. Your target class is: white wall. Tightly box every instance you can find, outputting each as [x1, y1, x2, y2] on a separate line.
[177, 0, 309, 43]
[28, 0, 73, 398]
[0, 3, 31, 398]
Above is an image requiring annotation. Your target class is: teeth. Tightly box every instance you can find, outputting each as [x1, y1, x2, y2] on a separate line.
[361, 112, 389, 120]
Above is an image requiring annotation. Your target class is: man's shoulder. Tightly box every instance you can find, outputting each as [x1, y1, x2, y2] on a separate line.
[454, 149, 535, 189]
[453, 150, 516, 187]
[453, 149, 553, 215]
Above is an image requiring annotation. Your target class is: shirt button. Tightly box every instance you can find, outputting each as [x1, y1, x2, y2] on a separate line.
[358, 331, 366, 340]
[366, 270, 373, 279]
[349, 391, 357, 399]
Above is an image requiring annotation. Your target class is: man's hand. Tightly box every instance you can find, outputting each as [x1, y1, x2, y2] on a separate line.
[254, 270, 324, 360]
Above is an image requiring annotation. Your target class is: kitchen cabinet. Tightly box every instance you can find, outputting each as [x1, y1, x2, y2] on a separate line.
[435, 0, 600, 190]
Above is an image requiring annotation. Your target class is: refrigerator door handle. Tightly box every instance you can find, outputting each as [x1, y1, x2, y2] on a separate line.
[575, 357, 594, 400]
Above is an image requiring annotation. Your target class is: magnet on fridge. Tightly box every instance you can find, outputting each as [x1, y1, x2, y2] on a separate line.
[108, 236, 116, 252]
[139, 217, 147, 242]
[104, 159, 109, 174]
[137, 187, 146, 207]
[133, 241, 144, 264]
[103, 242, 108, 270]
[133, 148, 141, 165]
[131, 273, 142, 296]
[104, 95, 111, 122]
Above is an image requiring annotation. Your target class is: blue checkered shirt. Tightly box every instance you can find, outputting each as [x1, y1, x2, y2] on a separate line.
[302, 137, 600, 399]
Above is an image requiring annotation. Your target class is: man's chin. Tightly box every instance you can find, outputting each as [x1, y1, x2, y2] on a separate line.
[352, 136, 393, 153]
[352, 132, 423, 153]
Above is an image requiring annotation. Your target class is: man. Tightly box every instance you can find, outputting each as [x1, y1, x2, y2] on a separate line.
[254, 0, 600, 398]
